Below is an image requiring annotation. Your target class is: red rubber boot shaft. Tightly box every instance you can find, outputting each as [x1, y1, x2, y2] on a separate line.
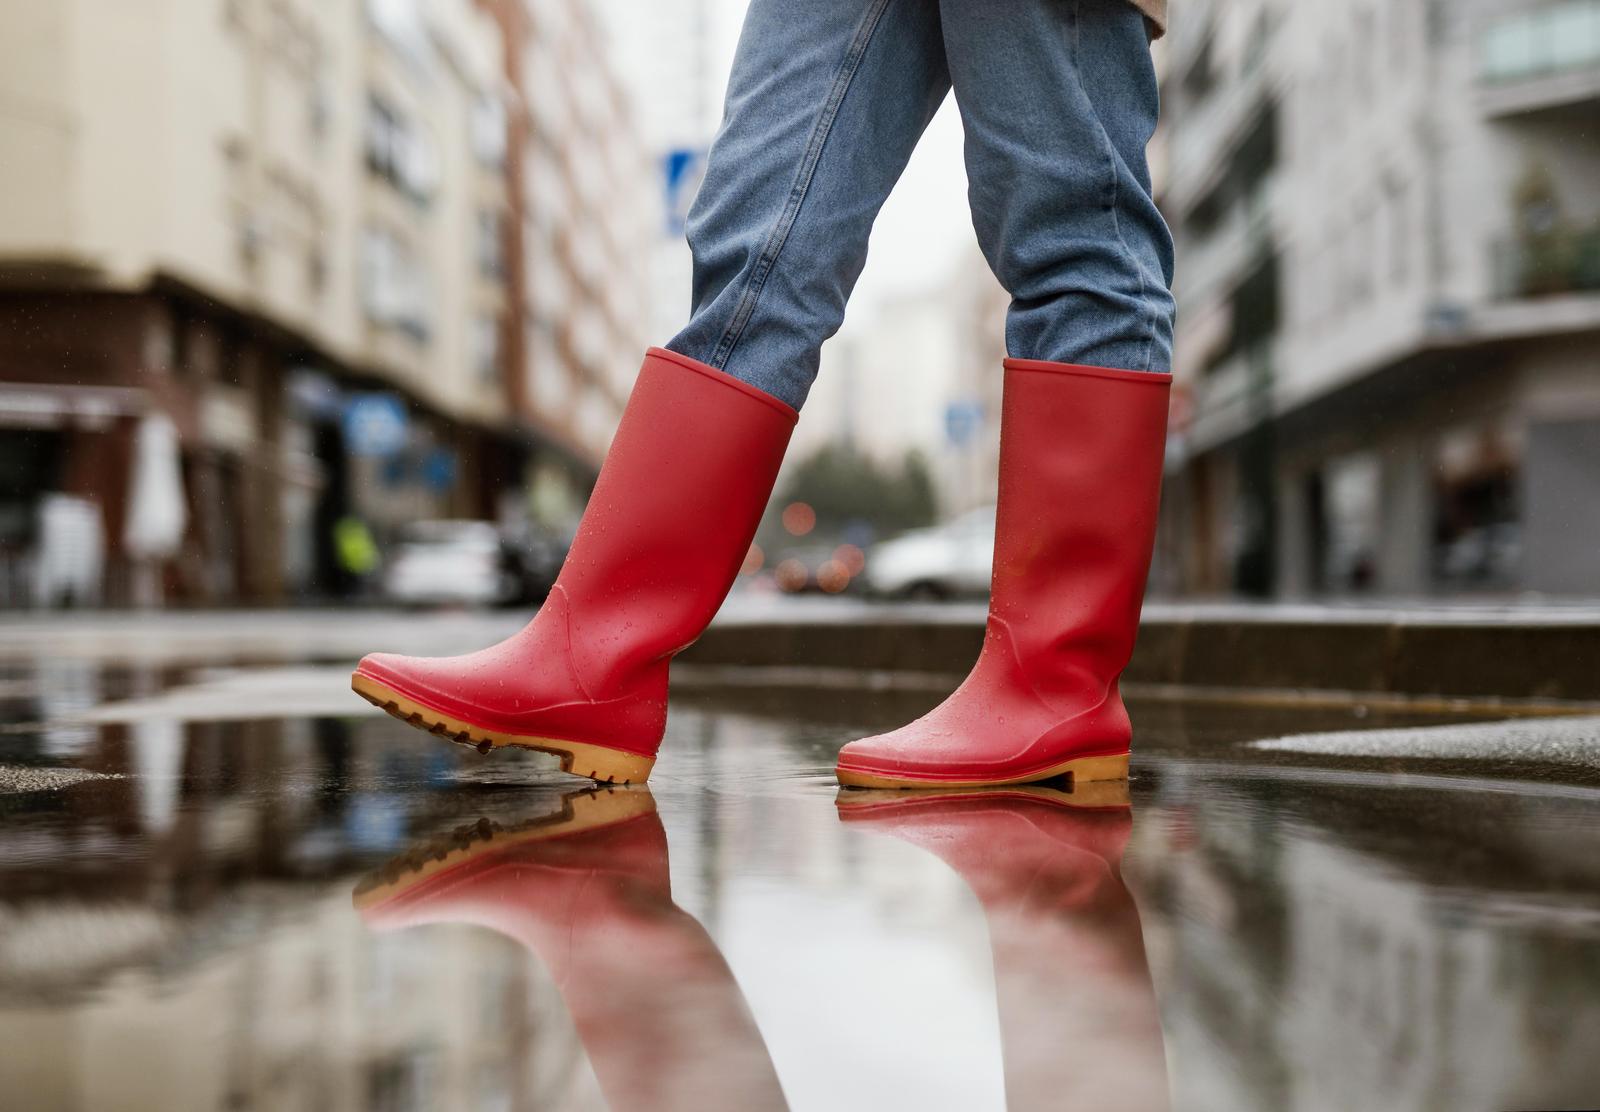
[356, 348, 795, 760]
[837, 360, 1170, 785]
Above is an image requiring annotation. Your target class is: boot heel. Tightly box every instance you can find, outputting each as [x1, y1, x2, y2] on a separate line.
[1061, 752, 1130, 785]
[545, 739, 656, 785]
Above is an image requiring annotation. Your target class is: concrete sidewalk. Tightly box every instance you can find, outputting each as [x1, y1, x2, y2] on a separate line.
[3, 597, 1598, 703]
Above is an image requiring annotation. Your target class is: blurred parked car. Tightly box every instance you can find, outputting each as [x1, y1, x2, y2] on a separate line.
[498, 522, 570, 604]
[383, 520, 525, 608]
[863, 506, 995, 600]
[1436, 522, 1522, 586]
[769, 542, 860, 595]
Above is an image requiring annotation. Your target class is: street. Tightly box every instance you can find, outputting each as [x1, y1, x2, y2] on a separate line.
[3, 0, 1598, 1106]
[2, 608, 1599, 1109]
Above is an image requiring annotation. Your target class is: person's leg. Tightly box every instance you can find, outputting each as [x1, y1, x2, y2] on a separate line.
[356, 1, 949, 786]
[667, 0, 952, 411]
[942, 0, 1173, 371]
[836, 0, 1174, 790]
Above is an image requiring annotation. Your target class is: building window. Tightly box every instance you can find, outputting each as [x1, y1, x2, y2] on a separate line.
[1388, 0, 1411, 71]
[361, 226, 432, 341]
[1480, 0, 1600, 83]
[1386, 178, 1411, 285]
[529, 317, 571, 415]
[1180, 33, 1218, 105]
[364, 93, 437, 205]
[471, 315, 502, 385]
[1352, 202, 1378, 306]
[307, 245, 328, 298]
[476, 210, 505, 280]
[1432, 424, 1522, 589]
[308, 74, 332, 148]
[366, 0, 434, 73]
[471, 93, 507, 168]
[1318, 453, 1381, 592]
[236, 212, 267, 272]
[1355, 9, 1377, 102]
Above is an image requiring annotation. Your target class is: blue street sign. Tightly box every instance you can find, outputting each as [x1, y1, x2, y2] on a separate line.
[945, 399, 984, 446]
[422, 447, 457, 492]
[662, 147, 708, 236]
[344, 393, 409, 457]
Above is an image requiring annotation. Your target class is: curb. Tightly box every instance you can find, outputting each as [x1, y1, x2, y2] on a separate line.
[682, 610, 1600, 703]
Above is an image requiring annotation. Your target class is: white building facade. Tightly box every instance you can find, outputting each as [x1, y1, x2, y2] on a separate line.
[1159, 0, 1600, 598]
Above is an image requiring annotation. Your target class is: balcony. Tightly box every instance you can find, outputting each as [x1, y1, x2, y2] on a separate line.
[1478, 0, 1600, 118]
[1164, 63, 1286, 225]
[1174, 174, 1280, 308]
[1186, 337, 1280, 456]
[1491, 230, 1600, 300]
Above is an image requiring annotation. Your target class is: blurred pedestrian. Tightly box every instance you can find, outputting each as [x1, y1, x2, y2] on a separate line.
[355, 0, 1176, 791]
[334, 515, 380, 601]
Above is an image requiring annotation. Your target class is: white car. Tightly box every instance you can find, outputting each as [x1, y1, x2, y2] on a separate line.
[383, 520, 516, 607]
[863, 506, 995, 600]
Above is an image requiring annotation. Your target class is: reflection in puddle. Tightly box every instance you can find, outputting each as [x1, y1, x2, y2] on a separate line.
[0, 665, 1598, 1109]
[357, 786, 788, 1111]
[839, 782, 1169, 1112]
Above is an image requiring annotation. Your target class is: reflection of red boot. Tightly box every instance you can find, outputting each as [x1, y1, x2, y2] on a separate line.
[357, 788, 788, 1112]
[837, 360, 1169, 789]
[838, 782, 1169, 1112]
[353, 348, 796, 785]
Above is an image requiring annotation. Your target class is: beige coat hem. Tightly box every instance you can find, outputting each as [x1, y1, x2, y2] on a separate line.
[1132, 0, 1168, 37]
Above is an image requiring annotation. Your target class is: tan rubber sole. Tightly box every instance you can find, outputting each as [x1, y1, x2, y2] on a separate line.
[836, 777, 1131, 811]
[835, 750, 1129, 791]
[351, 672, 656, 784]
[353, 785, 655, 911]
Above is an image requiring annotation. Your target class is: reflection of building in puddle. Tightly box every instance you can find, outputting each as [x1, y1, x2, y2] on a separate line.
[0, 718, 613, 1110]
[0, 887, 585, 1109]
[1133, 763, 1600, 1111]
[31, 657, 103, 760]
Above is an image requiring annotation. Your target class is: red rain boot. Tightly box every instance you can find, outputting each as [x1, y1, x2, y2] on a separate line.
[837, 783, 1170, 1111]
[353, 348, 796, 784]
[356, 787, 788, 1112]
[836, 359, 1170, 789]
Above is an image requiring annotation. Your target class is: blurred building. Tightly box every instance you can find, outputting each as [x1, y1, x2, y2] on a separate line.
[0, 0, 654, 607]
[1158, 0, 1600, 598]
[794, 243, 1008, 521]
[498, 0, 656, 515]
[1134, 762, 1600, 1111]
[592, 0, 729, 352]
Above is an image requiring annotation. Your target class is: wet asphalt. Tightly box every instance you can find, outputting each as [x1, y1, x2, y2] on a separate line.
[2, 610, 1599, 1111]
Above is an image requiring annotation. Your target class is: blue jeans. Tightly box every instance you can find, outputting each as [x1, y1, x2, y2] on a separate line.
[667, 0, 1175, 411]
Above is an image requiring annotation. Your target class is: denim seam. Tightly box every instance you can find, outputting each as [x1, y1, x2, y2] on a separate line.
[1069, 0, 1158, 373]
[709, 0, 896, 371]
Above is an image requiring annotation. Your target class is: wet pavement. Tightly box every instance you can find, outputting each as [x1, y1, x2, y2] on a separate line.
[3, 617, 1600, 1110]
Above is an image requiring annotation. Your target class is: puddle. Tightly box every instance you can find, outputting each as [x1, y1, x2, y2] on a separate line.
[0, 654, 1598, 1109]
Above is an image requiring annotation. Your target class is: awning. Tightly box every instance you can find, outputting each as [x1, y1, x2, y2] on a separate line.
[0, 383, 145, 430]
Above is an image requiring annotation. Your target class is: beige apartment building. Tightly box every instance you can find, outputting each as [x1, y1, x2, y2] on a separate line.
[0, 0, 653, 606]
[511, 0, 656, 510]
[1157, 0, 1600, 598]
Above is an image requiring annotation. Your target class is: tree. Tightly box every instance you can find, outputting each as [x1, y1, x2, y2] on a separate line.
[769, 443, 938, 542]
